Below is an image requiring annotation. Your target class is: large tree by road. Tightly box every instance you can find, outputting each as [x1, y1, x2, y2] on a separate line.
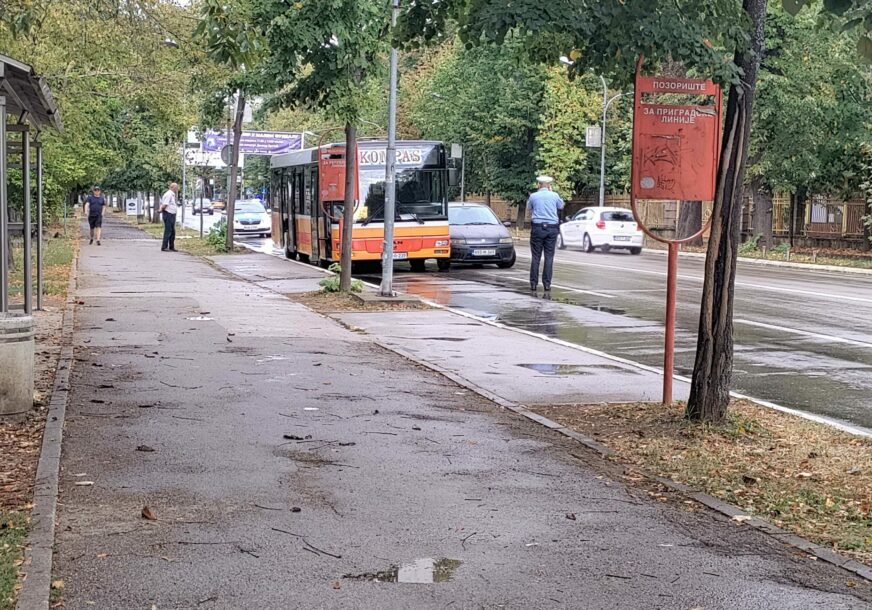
[398, 0, 872, 422]
[252, 0, 388, 291]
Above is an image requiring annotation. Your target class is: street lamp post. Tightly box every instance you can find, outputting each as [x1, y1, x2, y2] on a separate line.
[379, 0, 400, 297]
[598, 76, 628, 207]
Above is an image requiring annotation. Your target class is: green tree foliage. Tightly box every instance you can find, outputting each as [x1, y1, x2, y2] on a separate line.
[252, 0, 390, 291]
[0, 0, 196, 218]
[409, 40, 542, 204]
[749, 4, 872, 198]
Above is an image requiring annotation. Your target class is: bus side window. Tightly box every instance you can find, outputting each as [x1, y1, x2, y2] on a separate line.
[296, 168, 305, 215]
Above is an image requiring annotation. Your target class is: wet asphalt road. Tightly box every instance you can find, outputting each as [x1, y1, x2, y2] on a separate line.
[351, 244, 872, 433]
[217, 225, 872, 432]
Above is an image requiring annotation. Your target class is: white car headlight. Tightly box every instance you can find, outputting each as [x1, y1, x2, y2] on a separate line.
[452, 237, 466, 245]
[499, 237, 513, 245]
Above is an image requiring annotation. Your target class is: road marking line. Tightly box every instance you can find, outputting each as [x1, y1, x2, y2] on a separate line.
[734, 319, 872, 349]
[516, 252, 872, 304]
[503, 275, 616, 299]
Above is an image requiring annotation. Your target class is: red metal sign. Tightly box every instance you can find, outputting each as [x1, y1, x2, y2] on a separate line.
[632, 75, 722, 202]
[319, 145, 354, 203]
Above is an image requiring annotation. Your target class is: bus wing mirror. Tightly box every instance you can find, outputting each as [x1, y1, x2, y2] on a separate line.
[448, 168, 460, 187]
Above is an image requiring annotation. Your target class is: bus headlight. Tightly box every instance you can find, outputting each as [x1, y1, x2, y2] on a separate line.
[435, 240, 449, 247]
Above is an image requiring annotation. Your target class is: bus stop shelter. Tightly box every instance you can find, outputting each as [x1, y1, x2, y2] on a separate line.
[0, 52, 63, 314]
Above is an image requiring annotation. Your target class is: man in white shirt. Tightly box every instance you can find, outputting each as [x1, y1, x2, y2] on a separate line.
[159, 182, 179, 252]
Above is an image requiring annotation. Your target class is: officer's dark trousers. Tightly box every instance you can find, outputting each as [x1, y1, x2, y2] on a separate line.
[529, 222, 559, 289]
[161, 211, 176, 250]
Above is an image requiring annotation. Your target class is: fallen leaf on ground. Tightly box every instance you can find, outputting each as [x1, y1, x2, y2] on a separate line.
[332, 580, 341, 590]
[565, 513, 576, 521]
[141, 506, 157, 520]
[136, 445, 156, 452]
[732, 515, 752, 524]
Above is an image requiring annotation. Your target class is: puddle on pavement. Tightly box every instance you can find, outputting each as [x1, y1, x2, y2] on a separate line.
[518, 363, 592, 376]
[344, 558, 461, 584]
[186, 316, 215, 321]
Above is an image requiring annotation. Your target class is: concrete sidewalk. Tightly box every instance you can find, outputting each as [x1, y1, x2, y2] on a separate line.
[51, 215, 869, 609]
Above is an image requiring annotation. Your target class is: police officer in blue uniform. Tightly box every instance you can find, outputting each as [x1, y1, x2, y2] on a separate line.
[527, 176, 565, 292]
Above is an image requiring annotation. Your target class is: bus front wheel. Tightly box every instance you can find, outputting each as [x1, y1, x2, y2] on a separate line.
[409, 259, 426, 273]
[437, 259, 451, 272]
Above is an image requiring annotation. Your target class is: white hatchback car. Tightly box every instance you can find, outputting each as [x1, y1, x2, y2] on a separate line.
[558, 206, 643, 255]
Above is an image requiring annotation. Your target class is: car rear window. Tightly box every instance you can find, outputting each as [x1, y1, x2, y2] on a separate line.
[601, 211, 635, 222]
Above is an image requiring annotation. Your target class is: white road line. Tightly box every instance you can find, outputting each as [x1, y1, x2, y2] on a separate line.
[734, 319, 872, 349]
[517, 252, 872, 305]
[503, 275, 616, 299]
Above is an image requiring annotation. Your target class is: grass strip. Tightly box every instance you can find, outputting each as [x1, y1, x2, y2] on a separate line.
[0, 512, 28, 610]
[534, 399, 872, 564]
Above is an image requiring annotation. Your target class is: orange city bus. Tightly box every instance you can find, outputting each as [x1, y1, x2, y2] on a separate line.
[269, 140, 453, 271]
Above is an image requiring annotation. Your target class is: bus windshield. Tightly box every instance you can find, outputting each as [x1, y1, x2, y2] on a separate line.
[358, 167, 447, 222]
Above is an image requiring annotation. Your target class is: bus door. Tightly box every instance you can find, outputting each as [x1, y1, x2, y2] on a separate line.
[282, 169, 296, 255]
[307, 166, 320, 262]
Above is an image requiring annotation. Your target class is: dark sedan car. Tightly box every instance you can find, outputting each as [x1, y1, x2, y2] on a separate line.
[448, 202, 516, 268]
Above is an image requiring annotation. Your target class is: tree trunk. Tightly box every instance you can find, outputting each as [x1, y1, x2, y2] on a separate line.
[339, 122, 357, 292]
[749, 178, 772, 248]
[677, 201, 703, 246]
[225, 90, 246, 252]
[516, 200, 527, 229]
[151, 191, 159, 224]
[686, 0, 766, 423]
[788, 192, 796, 247]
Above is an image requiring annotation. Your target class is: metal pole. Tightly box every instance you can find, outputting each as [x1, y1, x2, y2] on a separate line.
[663, 242, 679, 405]
[22, 126, 32, 314]
[36, 137, 43, 310]
[199, 174, 204, 238]
[460, 151, 466, 202]
[379, 0, 400, 297]
[599, 75, 607, 207]
[0, 97, 7, 313]
[180, 146, 186, 227]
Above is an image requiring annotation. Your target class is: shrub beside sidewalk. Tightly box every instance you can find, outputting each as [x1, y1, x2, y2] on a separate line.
[534, 399, 872, 565]
[0, 227, 76, 610]
[131, 217, 249, 256]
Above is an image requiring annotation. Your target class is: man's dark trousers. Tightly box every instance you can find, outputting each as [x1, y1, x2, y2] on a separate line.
[161, 211, 176, 251]
[529, 222, 559, 290]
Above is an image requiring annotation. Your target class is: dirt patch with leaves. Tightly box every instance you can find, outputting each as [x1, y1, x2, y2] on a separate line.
[290, 290, 432, 314]
[0, 230, 75, 609]
[533, 399, 872, 564]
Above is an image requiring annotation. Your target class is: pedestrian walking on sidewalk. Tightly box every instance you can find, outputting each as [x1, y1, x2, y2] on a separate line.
[160, 182, 179, 252]
[85, 186, 106, 246]
[527, 176, 564, 292]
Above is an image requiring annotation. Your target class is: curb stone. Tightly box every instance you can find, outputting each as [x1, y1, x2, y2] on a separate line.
[15, 243, 79, 610]
[372, 340, 872, 584]
[644, 247, 872, 276]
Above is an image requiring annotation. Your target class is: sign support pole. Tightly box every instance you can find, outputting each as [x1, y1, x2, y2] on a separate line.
[663, 242, 679, 404]
[629, 55, 722, 406]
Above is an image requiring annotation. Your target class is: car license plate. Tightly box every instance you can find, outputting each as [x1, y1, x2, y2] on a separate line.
[613, 236, 631, 241]
[472, 249, 497, 256]
[392, 252, 408, 260]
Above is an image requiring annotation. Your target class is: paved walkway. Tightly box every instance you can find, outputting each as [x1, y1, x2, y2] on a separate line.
[52, 214, 870, 609]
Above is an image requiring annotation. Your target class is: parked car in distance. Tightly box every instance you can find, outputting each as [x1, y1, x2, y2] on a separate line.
[211, 198, 226, 211]
[448, 202, 516, 268]
[559, 206, 643, 255]
[232, 199, 272, 237]
[192, 198, 214, 215]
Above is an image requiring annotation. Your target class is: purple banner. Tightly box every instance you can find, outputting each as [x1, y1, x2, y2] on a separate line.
[201, 130, 304, 154]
